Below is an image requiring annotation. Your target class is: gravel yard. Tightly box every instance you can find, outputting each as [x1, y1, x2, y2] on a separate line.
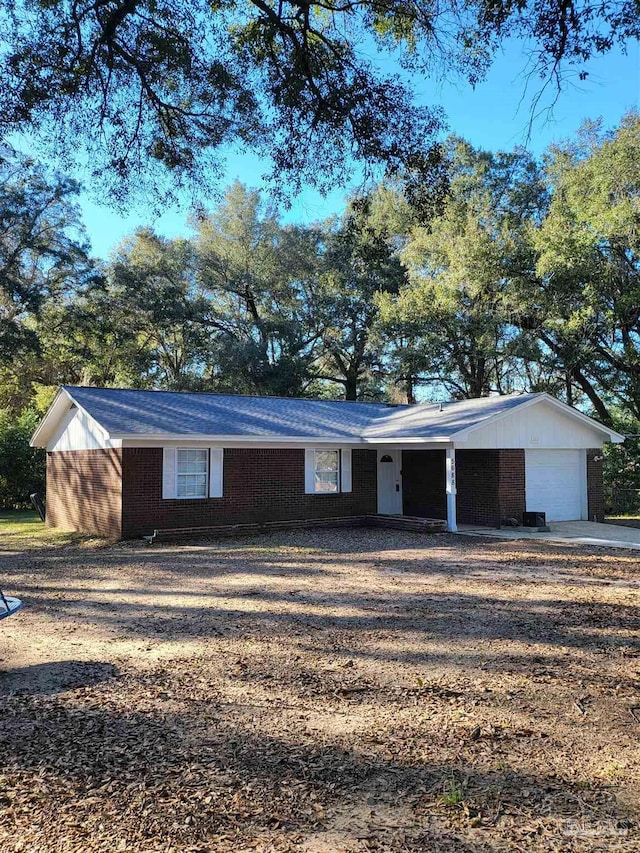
[1, 527, 639, 852]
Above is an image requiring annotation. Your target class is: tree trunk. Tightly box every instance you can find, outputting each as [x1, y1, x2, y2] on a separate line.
[344, 374, 358, 400]
[406, 376, 416, 404]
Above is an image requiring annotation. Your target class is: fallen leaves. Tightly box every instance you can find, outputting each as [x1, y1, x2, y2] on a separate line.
[1, 529, 639, 851]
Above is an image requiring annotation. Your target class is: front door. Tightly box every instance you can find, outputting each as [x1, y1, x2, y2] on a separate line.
[377, 451, 403, 514]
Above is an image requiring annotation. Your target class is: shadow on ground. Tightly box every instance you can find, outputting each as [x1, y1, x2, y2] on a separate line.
[0, 528, 638, 851]
[0, 660, 119, 696]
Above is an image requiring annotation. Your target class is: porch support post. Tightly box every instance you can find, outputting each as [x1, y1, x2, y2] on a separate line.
[445, 447, 457, 532]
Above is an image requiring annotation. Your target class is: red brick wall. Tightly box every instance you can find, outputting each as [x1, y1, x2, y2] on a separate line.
[587, 448, 605, 522]
[121, 447, 377, 538]
[498, 449, 526, 523]
[46, 449, 122, 538]
[402, 450, 446, 519]
[456, 450, 500, 526]
[456, 449, 526, 527]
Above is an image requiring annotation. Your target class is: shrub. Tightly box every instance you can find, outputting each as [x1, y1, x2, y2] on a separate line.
[0, 408, 45, 508]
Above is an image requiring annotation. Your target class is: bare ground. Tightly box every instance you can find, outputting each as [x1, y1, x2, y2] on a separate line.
[1, 528, 639, 852]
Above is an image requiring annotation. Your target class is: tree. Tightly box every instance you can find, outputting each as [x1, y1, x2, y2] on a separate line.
[1, 0, 637, 201]
[0, 408, 45, 508]
[379, 138, 547, 399]
[528, 113, 640, 424]
[312, 197, 407, 400]
[96, 229, 215, 388]
[0, 147, 94, 361]
[194, 183, 321, 395]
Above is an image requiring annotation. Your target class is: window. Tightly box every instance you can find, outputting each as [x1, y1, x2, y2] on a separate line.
[304, 448, 351, 495]
[176, 448, 208, 498]
[314, 449, 340, 493]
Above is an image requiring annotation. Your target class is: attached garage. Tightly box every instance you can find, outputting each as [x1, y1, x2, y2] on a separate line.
[453, 396, 624, 528]
[525, 449, 586, 521]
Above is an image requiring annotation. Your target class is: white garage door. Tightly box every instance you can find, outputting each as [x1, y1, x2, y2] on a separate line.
[525, 450, 585, 522]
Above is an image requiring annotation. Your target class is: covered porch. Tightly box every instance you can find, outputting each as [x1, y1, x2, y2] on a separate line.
[373, 445, 526, 533]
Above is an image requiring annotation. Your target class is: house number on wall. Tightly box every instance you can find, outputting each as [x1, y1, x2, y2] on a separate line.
[447, 455, 456, 492]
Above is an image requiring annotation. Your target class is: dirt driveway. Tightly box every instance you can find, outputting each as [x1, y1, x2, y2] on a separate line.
[1, 529, 639, 852]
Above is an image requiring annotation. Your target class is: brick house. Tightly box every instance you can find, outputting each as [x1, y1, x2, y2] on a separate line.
[31, 386, 623, 539]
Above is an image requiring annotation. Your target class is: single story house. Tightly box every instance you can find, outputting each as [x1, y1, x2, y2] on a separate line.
[31, 386, 624, 540]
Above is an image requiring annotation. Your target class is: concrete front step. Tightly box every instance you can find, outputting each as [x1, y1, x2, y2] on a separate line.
[365, 514, 448, 533]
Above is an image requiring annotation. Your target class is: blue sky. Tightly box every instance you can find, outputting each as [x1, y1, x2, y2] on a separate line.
[79, 37, 640, 259]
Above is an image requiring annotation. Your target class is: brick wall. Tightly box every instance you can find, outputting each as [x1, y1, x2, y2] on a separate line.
[498, 449, 526, 523]
[586, 448, 605, 522]
[456, 450, 500, 526]
[455, 449, 525, 527]
[46, 449, 122, 538]
[402, 450, 446, 519]
[121, 447, 377, 538]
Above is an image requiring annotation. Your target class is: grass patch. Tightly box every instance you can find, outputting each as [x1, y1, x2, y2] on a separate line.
[0, 509, 89, 550]
[439, 776, 465, 807]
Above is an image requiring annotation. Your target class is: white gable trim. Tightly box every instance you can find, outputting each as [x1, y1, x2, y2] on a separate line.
[452, 393, 624, 444]
[30, 387, 69, 447]
[48, 406, 121, 452]
[31, 387, 118, 450]
[33, 388, 122, 452]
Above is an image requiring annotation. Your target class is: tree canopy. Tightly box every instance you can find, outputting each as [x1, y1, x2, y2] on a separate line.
[1, 0, 638, 200]
[4, 114, 640, 507]
[0, 146, 94, 372]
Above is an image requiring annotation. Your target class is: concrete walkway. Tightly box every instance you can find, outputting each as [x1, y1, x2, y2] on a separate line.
[458, 520, 640, 551]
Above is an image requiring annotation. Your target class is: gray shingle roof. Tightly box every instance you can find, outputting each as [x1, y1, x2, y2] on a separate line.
[61, 385, 536, 440]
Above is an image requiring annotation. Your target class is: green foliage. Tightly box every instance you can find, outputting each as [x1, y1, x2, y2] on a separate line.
[92, 229, 213, 389]
[0, 409, 45, 509]
[602, 409, 640, 512]
[378, 138, 545, 398]
[5, 117, 640, 508]
[0, 1, 636, 202]
[193, 182, 322, 396]
[0, 146, 94, 363]
[528, 112, 640, 424]
[0, 147, 99, 414]
[440, 775, 465, 807]
[312, 196, 408, 399]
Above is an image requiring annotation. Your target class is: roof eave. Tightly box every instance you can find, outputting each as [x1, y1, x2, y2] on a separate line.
[115, 433, 453, 444]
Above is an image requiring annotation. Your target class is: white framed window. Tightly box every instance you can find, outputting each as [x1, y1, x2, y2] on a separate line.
[162, 446, 223, 500]
[176, 448, 208, 498]
[314, 449, 340, 493]
[304, 448, 351, 494]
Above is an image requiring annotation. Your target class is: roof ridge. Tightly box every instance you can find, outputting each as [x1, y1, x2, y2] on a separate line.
[63, 385, 419, 409]
[63, 384, 532, 408]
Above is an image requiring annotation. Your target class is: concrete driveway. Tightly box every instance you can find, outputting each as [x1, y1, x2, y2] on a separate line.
[460, 520, 640, 550]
